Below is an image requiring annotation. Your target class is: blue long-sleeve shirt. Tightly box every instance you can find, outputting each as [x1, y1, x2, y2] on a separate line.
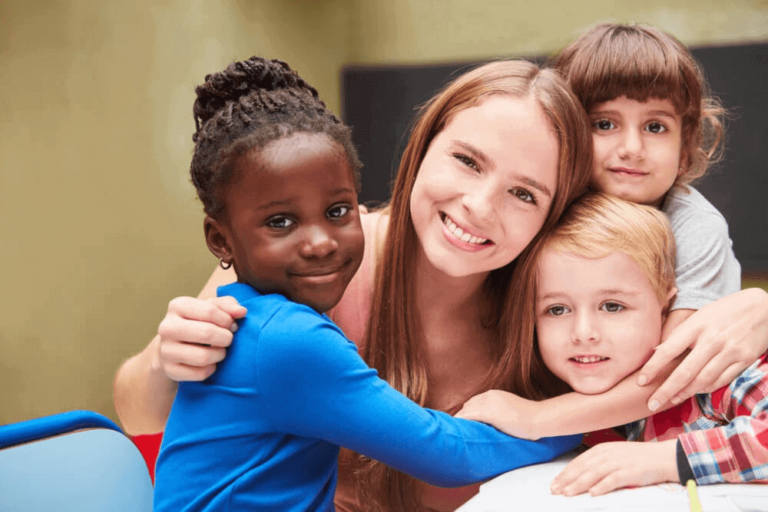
[154, 282, 580, 511]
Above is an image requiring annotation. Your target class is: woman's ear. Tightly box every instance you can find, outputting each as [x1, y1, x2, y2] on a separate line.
[204, 215, 233, 266]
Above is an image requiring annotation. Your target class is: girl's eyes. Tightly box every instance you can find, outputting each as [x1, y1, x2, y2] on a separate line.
[510, 188, 536, 204]
[600, 302, 625, 313]
[546, 305, 571, 316]
[266, 216, 295, 229]
[645, 122, 667, 134]
[593, 119, 615, 131]
[453, 152, 479, 171]
[327, 204, 351, 219]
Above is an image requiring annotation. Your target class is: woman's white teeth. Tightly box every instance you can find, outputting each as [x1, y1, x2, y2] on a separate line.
[443, 215, 487, 245]
[572, 356, 608, 363]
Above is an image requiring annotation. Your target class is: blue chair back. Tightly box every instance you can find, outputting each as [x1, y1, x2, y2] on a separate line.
[0, 410, 153, 511]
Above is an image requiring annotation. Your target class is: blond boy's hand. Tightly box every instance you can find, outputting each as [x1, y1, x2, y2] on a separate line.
[550, 440, 679, 496]
[455, 390, 542, 440]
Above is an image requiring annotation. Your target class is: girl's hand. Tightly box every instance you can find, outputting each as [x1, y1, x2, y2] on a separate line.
[155, 296, 247, 381]
[550, 440, 678, 496]
[638, 288, 768, 411]
[455, 390, 542, 440]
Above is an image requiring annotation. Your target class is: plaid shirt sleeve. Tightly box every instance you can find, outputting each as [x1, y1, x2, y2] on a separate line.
[678, 355, 768, 484]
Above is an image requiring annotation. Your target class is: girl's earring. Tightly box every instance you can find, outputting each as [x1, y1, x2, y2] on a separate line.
[219, 259, 233, 270]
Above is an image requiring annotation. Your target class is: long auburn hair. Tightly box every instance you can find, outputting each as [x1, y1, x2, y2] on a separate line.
[553, 23, 725, 188]
[355, 60, 592, 511]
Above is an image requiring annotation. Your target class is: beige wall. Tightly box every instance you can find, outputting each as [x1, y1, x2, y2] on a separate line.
[1, 0, 766, 426]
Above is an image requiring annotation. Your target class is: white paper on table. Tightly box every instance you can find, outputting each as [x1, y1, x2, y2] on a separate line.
[457, 452, 768, 512]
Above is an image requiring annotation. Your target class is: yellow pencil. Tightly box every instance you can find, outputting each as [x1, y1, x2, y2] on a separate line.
[687, 479, 702, 512]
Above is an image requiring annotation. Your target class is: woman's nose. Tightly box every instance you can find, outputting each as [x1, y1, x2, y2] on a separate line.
[462, 180, 496, 222]
[299, 225, 338, 258]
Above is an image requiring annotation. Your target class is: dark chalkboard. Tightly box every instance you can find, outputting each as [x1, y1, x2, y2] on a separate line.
[341, 43, 768, 272]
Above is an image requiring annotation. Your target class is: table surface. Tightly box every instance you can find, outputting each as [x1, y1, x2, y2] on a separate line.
[457, 452, 768, 512]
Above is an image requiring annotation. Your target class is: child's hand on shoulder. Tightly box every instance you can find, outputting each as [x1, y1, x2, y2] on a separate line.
[550, 440, 678, 496]
[455, 390, 542, 440]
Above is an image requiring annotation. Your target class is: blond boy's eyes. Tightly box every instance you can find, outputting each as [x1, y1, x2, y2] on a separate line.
[600, 302, 625, 313]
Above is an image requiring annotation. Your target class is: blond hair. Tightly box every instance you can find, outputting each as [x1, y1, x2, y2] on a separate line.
[543, 192, 677, 303]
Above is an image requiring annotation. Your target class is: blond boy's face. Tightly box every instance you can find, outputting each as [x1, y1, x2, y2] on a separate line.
[535, 248, 669, 395]
[589, 96, 683, 207]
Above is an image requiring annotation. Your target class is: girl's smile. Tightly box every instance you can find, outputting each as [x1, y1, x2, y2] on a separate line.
[205, 132, 364, 313]
[589, 96, 683, 207]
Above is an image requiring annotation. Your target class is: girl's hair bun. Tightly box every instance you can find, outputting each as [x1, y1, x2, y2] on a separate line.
[192, 57, 320, 137]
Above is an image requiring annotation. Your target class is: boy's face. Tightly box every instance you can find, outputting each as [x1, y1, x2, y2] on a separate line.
[535, 248, 670, 395]
[208, 133, 364, 313]
[589, 96, 683, 207]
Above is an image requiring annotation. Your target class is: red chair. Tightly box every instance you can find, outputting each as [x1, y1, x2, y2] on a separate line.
[130, 432, 163, 483]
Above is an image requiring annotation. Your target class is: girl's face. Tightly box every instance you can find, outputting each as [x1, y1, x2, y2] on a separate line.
[207, 133, 364, 313]
[535, 248, 672, 395]
[589, 96, 683, 207]
[409, 95, 559, 279]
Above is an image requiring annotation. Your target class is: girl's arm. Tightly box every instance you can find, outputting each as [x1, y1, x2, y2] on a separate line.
[113, 265, 241, 435]
[258, 312, 581, 487]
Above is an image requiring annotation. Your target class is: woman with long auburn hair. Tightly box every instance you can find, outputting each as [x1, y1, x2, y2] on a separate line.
[114, 59, 768, 511]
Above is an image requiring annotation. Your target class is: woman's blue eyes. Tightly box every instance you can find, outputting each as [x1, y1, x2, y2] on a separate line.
[511, 188, 535, 203]
[453, 153, 478, 170]
[453, 153, 536, 204]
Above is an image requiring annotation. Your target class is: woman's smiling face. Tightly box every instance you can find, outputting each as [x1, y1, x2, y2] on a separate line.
[409, 95, 560, 278]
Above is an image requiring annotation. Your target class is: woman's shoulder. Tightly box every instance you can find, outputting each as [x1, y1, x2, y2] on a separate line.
[360, 208, 390, 255]
[326, 209, 389, 344]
